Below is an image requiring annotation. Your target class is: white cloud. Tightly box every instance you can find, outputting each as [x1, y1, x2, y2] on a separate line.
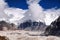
[26, 0, 45, 22]
[0, 0, 8, 19]
[26, 0, 60, 25]
[44, 8, 60, 25]
[4, 8, 27, 25]
[0, 0, 60, 25]
[27, 0, 40, 4]
[0, 0, 27, 25]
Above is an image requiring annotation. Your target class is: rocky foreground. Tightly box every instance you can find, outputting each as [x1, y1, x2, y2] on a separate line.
[0, 30, 60, 40]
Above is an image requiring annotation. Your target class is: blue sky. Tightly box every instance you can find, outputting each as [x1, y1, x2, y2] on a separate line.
[5, 0, 60, 9]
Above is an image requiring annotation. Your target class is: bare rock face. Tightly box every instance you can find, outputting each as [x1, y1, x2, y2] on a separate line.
[0, 21, 11, 30]
[0, 21, 17, 31]
[42, 16, 60, 36]
[18, 20, 46, 31]
[0, 36, 9, 40]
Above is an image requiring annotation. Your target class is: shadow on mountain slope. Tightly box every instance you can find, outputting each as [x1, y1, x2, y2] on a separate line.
[41, 16, 60, 36]
[18, 20, 46, 31]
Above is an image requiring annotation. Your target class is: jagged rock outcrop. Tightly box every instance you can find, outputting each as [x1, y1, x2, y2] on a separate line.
[18, 20, 46, 31]
[0, 21, 17, 31]
[0, 36, 9, 40]
[41, 16, 60, 36]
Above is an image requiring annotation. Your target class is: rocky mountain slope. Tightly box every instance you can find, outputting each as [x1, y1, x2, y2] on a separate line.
[42, 16, 60, 36]
[18, 20, 46, 31]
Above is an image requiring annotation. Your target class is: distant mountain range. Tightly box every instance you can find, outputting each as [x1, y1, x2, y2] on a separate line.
[18, 20, 47, 31]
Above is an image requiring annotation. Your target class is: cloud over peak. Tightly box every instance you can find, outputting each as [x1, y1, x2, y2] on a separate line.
[0, 0, 60, 25]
